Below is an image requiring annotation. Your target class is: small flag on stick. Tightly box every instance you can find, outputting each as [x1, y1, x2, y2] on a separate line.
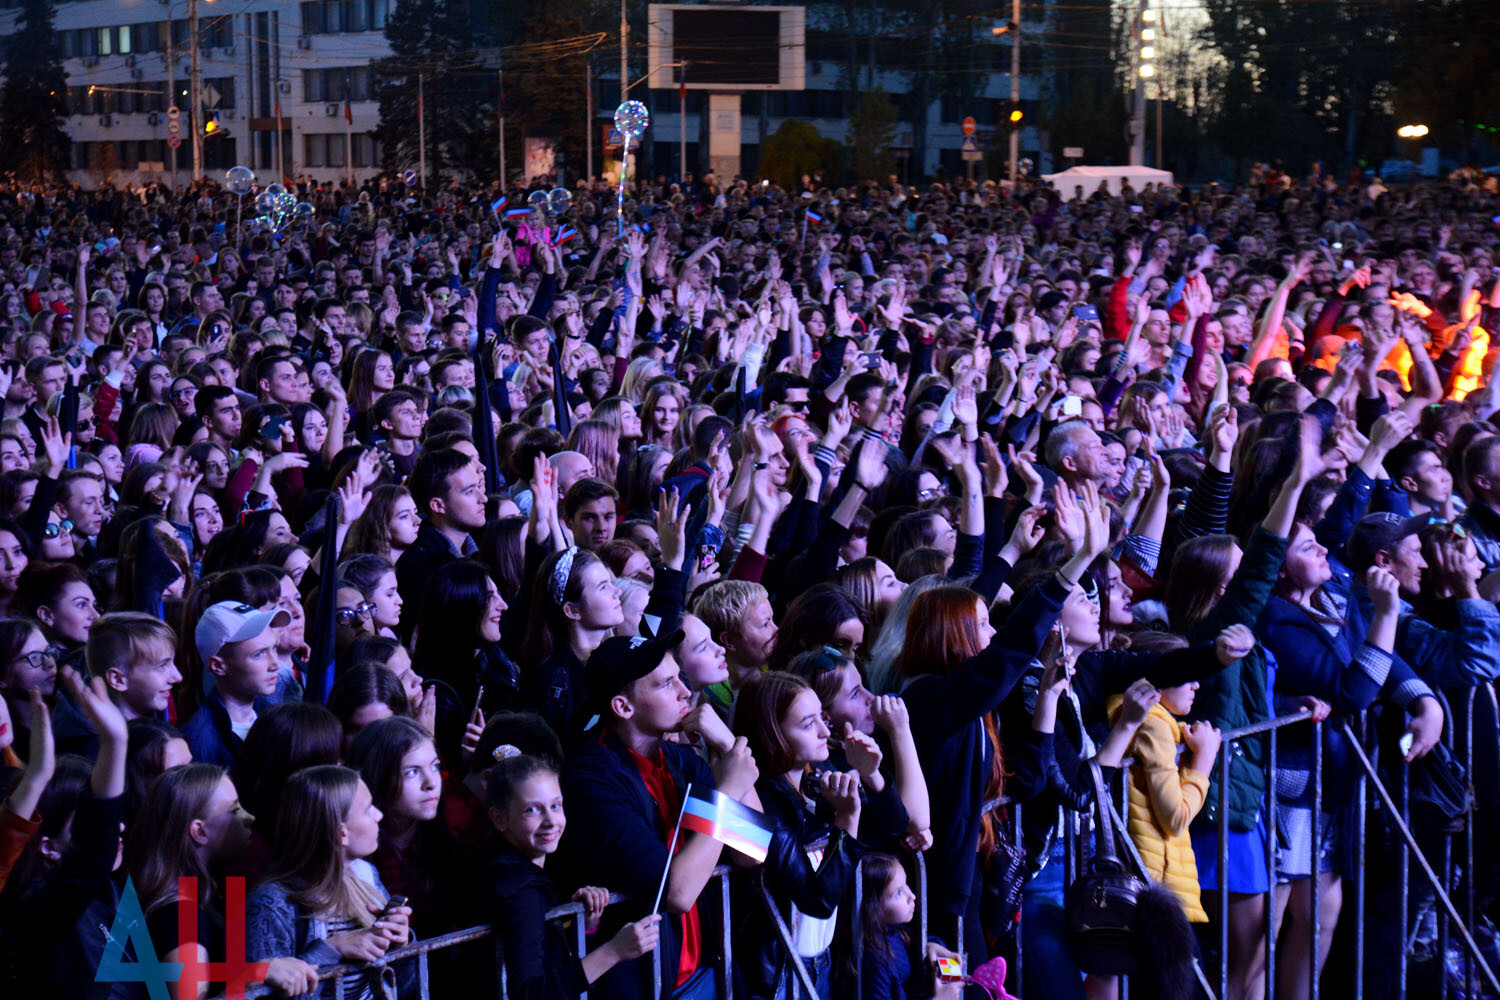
[652, 784, 774, 913]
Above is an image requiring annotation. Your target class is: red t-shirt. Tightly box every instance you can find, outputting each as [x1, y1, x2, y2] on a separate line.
[628, 744, 702, 987]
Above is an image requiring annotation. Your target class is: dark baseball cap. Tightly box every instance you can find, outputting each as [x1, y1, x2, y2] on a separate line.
[1345, 512, 1426, 573]
[582, 629, 685, 722]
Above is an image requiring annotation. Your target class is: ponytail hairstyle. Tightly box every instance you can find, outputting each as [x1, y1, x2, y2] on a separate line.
[519, 547, 605, 666]
[485, 752, 559, 816]
[262, 765, 384, 926]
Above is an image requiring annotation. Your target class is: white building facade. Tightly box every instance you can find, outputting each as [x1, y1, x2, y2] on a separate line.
[0, 0, 390, 188]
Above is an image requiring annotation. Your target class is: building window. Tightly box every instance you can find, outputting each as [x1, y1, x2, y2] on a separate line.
[305, 132, 380, 168]
[302, 0, 390, 35]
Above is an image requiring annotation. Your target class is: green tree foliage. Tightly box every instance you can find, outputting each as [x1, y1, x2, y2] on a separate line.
[759, 120, 842, 189]
[374, 0, 494, 180]
[0, 0, 71, 181]
[848, 90, 898, 182]
[505, 7, 593, 182]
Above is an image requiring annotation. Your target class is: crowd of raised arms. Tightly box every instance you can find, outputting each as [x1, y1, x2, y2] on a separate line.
[0, 164, 1497, 1000]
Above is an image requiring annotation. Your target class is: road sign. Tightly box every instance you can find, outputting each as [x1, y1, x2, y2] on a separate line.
[962, 151, 983, 162]
[959, 134, 979, 153]
[167, 120, 181, 137]
[166, 105, 181, 121]
[1063, 146, 1084, 158]
[167, 134, 182, 149]
[962, 116, 976, 136]
[402, 169, 417, 186]
[202, 84, 222, 109]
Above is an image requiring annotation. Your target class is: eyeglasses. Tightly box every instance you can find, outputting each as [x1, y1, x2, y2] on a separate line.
[335, 601, 376, 626]
[43, 518, 74, 538]
[916, 484, 948, 501]
[170, 387, 197, 399]
[11, 648, 56, 671]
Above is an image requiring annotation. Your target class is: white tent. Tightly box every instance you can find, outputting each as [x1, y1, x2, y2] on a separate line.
[1040, 165, 1175, 197]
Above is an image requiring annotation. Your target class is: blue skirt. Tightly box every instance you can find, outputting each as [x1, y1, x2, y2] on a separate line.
[1193, 805, 1271, 895]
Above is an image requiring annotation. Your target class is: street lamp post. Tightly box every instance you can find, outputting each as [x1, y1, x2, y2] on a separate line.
[189, 0, 204, 182]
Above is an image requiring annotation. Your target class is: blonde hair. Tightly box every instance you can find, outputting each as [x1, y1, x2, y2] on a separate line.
[619, 357, 665, 405]
[565, 419, 622, 484]
[691, 580, 769, 642]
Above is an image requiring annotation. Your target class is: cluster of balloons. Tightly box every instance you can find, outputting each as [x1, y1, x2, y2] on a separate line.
[224, 166, 314, 236]
[529, 187, 572, 221]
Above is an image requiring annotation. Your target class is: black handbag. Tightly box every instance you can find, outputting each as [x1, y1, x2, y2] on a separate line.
[1064, 760, 1147, 976]
[978, 804, 1027, 946]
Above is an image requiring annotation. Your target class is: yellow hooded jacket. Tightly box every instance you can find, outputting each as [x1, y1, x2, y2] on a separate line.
[1106, 696, 1209, 922]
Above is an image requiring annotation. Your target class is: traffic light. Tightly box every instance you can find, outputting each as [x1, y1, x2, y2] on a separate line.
[203, 110, 221, 136]
[1005, 103, 1024, 127]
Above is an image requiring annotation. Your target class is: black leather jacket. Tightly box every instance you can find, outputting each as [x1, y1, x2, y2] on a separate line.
[735, 774, 865, 1000]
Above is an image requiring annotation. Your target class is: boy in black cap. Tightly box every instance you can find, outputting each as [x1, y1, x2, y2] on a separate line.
[560, 631, 758, 1000]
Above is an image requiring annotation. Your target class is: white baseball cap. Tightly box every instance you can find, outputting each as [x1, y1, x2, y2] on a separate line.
[195, 601, 291, 664]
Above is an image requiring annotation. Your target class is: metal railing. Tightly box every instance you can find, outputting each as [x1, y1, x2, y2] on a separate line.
[236, 684, 1500, 1000]
[244, 866, 731, 1000]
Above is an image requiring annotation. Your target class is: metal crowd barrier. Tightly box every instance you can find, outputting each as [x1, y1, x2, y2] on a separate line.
[957, 690, 1500, 1000]
[238, 684, 1500, 1000]
[244, 866, 732, 1000]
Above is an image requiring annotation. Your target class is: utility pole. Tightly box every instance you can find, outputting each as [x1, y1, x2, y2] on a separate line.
[272, 11, 282, 181]
[417, 73, 427, 188]
[1007, 0, 1019, 186]
[585, 61, 593, 182]
[620, 0, 628, 105]
[679, 60, 687, 182]
[189, 0, 204, 182]
[166, 12, 177, 190]
[498, 68, 506, 186]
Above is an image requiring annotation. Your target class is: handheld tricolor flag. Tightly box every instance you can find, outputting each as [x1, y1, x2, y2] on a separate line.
[504, 206, 531, 221]
[652, 784, 774, 913]
[805, 208, 823, 225]
[491, 195, 508, 217]
[554, 225, 578, 246]
[681, 787, 772, 862]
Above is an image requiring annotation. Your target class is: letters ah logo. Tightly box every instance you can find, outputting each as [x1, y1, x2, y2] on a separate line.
[97, 876, 271, 1000]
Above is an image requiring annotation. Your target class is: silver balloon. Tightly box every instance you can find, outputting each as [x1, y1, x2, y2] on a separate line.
[614, 100, 649, 139]
[225, 165, 255, 196]
[547, 187, 572, 218]
[294, 202, 315, 218]
[254, 191, 276, 213]
[1018, 157, 1034, 177]
[527, 190, 548, 212]
[265, 182, 286, 198]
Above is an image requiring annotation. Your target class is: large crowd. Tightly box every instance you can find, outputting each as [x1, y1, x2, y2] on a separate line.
[0, 162, 1497, 1000]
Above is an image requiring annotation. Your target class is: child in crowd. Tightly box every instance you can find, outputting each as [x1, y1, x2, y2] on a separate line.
[1109, 669, 1222, 924]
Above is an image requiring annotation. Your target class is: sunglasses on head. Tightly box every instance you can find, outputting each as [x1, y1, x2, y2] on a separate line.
[43, 518, 74, 538]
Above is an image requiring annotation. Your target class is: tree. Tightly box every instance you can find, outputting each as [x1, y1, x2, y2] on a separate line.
[848, 90, 898, 182]
[759, 120, 842, 188]
[374, 0, 494, 181]
[505, 6, 593, 182]
[0, 0, 71, 181]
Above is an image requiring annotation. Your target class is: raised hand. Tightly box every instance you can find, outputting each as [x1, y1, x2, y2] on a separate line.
[656, 487, 691, 571]
[1214, 623, 1255, 664]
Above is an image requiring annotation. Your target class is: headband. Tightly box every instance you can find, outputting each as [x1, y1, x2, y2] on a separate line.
[549, 546, 579, 605]
[492, 744, 523, 762]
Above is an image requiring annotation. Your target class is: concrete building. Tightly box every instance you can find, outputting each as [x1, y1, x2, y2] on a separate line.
[0, 0, 390, 188]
